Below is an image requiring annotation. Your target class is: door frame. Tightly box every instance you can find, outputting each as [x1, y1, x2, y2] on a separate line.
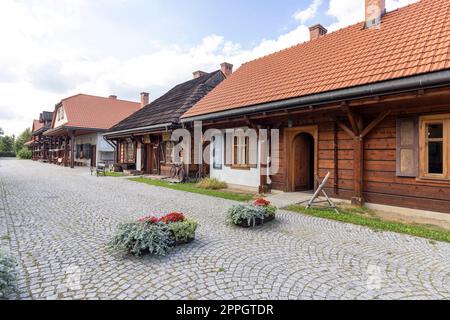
[285, 125, 319, 192]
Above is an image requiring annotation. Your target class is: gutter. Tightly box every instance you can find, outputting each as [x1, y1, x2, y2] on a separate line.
[103, 123, 173, 138]
[181, 70, 450, 123]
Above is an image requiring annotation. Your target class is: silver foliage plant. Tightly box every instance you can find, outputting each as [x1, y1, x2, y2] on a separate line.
[109, 222, 172, 257]
[226, 204, 268, 227]
[0, 249, 18, 299]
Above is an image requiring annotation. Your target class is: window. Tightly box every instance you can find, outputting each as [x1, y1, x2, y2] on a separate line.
[232, 135, 250, 167]
[165, 142, 174, 164]
[420, 115, 450, 179]
[120, 141, 135, 163]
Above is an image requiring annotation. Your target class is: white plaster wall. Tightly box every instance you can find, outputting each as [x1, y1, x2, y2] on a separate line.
[96, 134, 114, 166]
[209, 133, 260, 188]
[136, 143, 142, 171]
[74, 133, 97, 166]
[53, 107, 68, 128]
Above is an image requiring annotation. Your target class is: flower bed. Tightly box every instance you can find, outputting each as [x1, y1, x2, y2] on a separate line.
[110, 212, 198, 257]
[226, 198, 277, 228]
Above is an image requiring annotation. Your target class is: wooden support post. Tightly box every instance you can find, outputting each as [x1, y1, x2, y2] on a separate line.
[352, 136, 364, 206]
[70, 131, 75, 169]
[258, 127, 270, 194]
[333, 121, 339, 195]
[64, 136, 69, 167]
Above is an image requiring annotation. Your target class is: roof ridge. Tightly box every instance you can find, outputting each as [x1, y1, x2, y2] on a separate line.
[61, 93, 139, 104]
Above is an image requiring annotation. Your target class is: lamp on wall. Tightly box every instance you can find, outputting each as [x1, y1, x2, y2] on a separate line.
[288, 119, 293, 128]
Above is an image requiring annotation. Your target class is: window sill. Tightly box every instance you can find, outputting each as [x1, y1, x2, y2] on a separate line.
[416, 176, 450, 186]
[230, 165, 252, 171]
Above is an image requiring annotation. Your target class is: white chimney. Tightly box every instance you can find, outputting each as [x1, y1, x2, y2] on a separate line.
[193, 71, 208, 79]
[365, 0, 386, 28]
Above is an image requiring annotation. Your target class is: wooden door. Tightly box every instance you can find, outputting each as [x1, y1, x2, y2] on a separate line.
[145, 145, 153, 174]
[293, 134, 313, 191]
[90, 145, 97, 167]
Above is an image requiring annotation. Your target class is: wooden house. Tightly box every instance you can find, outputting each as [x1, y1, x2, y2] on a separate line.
[181, 0, 450, 213]
[28, 112, 53, 161]
[43, 94, 140, 168]
[104, 64, 231, 176]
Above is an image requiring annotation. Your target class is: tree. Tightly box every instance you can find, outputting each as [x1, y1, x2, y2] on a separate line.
[14, 128, 32, 153]
[0, 135, 15, 153]
[0, 127, 4, 137]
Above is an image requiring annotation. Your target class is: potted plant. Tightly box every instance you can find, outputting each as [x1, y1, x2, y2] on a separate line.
[226, 198, 277, 228]
[110, 213, 198, 257]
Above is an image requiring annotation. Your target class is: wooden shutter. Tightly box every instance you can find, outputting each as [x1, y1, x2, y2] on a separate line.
[396, 117, 419, 177]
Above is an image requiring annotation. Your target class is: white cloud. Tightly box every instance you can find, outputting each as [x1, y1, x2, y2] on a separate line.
[294, 0, 323, 24]
[0, 0, 421, 136]
[326, 0, 419, 31]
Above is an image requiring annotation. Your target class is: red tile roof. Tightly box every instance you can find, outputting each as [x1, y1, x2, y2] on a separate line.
[56, 94, 141, 130]
[183, 0, 450, 119]
[32, 120, 44, 133]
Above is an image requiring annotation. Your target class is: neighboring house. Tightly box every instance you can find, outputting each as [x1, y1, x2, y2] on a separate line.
[182, 0, 450, 213]
[105, 64, 231, 176]
[25, 112, 54, 161]
[43, 94, 140, 168]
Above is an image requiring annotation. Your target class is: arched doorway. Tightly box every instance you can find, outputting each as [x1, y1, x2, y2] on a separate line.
[292, 133, 315, 191]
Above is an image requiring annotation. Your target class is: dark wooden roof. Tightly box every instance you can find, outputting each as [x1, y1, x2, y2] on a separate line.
[40, 111, 53, 122]
[108, 70, 225, 133]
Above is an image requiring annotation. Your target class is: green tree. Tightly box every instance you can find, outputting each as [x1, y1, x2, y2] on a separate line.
[14, 128, 31, 153]
[0, 135, 15, 153]
[0, 127, 4, 137]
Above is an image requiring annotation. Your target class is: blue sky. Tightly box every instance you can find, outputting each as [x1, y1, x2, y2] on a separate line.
[0, 0, 418, 136]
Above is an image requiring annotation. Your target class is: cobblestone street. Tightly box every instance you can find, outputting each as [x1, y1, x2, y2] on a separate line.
[0, 159, 449, 300]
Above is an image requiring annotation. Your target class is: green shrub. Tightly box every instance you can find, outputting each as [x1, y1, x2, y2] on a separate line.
[226, 204, 267, 226]
[109, 222, 172, 257]
[0, 249, 17, 298]
[168, 219, 198, 243]
[0, 152, 16, 158]
[196, 178, 227, 190]
[17, 148, 32, 160]
[261, 205, 277, 216]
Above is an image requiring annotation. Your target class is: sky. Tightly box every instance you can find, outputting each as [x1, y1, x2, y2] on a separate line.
[0, 0, 419, 136]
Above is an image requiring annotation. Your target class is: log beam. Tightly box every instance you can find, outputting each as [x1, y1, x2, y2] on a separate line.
[70, 131, 75, 169]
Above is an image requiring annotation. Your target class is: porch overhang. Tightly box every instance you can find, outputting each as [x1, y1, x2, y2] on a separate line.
[104, 123, 173, 140]
[44, 126, 104, 137]
[181, 69, 450, 123]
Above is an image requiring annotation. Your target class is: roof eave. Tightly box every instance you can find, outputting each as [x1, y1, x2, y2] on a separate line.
[181, 69, 450, 123]
[104, 122, 175, 138]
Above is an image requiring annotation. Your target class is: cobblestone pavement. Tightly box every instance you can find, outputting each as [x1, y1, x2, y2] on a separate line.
[1, 159, 449, 300]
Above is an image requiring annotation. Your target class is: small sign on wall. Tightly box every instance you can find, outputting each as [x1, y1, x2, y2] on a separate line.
[162, 132, 172, 142]
[142, 135, 151, 144]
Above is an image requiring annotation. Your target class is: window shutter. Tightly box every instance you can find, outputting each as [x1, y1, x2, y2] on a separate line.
[224, 132, 232, 167]
[396, 117, 419, 177]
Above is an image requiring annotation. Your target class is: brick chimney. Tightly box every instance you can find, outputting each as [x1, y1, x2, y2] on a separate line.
[365, 0, 386, 28]
[109, 95, 117, 100]
[140, 92, 149, 108]
[221, 62, 233, 78]
[309, 24, 327, 41]
[193, 71, 208, 79]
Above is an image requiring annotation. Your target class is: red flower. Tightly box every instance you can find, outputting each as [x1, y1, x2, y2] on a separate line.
[138, 216, 159, 224]
[254, 198, 271, 207]
[159, 212, 185, 224]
